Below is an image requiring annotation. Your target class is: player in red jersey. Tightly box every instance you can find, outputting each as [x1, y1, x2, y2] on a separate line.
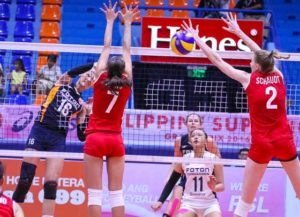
[83, 1, 138, 217]
[0, 161, 24, 217]
[182, 13, 300, 217]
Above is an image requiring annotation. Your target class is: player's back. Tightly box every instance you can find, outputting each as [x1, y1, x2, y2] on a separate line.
[0, 193, 14, 217]
[86, 72, 131, 133]
[246, 71, 292, 139]
[36, 84, 82, 134]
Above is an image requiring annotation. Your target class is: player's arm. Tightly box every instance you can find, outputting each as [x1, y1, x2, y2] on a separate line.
[182, 19, 250, 88]
[222, 14, 287, 77]
[94, 1, 118, 80]
[76, 99, 92, 142]
[119, 4, 139, 82]
[13, 201, 25, 217]
[211, 160, 225, 192]
[222, 13, 261, 52]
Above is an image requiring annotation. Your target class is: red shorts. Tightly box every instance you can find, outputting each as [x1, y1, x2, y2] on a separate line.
[249, 136, 297, 164]
[84, 132, 125, 158]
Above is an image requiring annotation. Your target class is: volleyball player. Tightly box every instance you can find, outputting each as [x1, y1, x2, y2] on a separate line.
[151, 113, 221, 216]
[0, 161, 24, 217]
[182, 14, 300, 217]
[12, 64, 94, 217]
[157, 129, 224, 217]
[83, 2, 138, 217]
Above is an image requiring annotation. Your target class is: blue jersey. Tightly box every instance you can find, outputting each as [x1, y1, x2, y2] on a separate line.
[36, 84, 82, 134]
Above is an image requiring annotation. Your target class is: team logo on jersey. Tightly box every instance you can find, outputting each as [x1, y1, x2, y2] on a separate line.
[186, 167, 210, 175]
[12, 111, 34, 132]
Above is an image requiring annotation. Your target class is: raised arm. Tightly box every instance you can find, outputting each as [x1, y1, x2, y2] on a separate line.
[223, 13, 285, 76]
[119, 4, 139, 82]
[95, 1, 118, 79]
[222, 13, 261, 52]
[182, 19, 250, 87]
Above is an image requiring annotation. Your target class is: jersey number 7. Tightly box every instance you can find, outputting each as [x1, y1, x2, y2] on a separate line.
[106, 90, 119, 113]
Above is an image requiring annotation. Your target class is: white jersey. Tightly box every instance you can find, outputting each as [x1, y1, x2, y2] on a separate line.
[182, 151, 218, 207]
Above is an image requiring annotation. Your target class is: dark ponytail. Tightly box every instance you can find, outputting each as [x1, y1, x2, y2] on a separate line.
[104, 56, 131, 94]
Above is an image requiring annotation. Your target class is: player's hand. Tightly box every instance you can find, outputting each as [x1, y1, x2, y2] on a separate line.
[119, 3, 139, 25]
[151, 201, 163, 212]
[207, 175, 217, 191]
[221, 13, 242, 35]
[100, 0, 118, 22]
[181, 19, 199, 39]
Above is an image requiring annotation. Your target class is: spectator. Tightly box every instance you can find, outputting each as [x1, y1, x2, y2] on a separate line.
[234, 0, 264, 19]
[7, 59, 27, 95]
[238, 148, 249, 160]
[0, 64, 4, 97]
[36, 54, 62, 95]
[197, 0, 229, 19]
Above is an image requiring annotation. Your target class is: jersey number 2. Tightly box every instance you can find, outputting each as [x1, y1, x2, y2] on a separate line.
[265, 86, 278, 109]
[106, 90, 119, 113]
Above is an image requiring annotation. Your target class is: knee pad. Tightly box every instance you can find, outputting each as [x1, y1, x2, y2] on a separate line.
[109, 190, 124, 208]
[44, 181, 58, 200]
[13, 162, 36, 203]
[234, 199, 252, 217]
[88, 188, 102, 206]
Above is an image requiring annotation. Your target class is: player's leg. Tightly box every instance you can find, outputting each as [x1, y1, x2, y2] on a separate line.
[176, 207, 197, 217]
[204, 202, 222, 217]
[234, 158, 268, 217]
[12, 155, 39, 203]
[165, 185, 183, 216]
[42, 157, 64, 217]
[107, 156, 125, 217]
[275, 138, 300, 198]
[281, 158, 300, 199]
[13, 124, 41, 203]
[84, 153, 103, 217]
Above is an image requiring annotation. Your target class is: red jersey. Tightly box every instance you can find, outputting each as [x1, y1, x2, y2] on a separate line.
[86, 72, 131, 134]
[246, 71, 293, 142]
[0, 193, 14, 217]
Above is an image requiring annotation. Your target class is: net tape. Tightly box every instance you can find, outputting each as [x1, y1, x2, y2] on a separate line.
[0, 150, 283, 168]
[1, 41, 300, 61]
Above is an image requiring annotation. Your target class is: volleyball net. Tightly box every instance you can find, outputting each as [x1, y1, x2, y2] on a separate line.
[0, 42, 300, 167]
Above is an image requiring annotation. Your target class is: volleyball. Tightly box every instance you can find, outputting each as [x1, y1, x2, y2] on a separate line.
[171, 30, 195, 55]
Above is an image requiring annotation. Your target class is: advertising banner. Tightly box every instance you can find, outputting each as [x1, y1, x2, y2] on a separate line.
[141, 17, 264, 66]
[0, 105, 299, 148]
[1, 159, 287, 217]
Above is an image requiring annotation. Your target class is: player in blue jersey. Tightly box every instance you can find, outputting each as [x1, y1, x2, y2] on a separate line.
[12, 63, 95, 217]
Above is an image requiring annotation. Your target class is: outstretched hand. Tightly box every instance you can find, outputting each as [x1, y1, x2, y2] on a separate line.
[119, 4, 139, 25]
[181, 19, 199, 39]
[100, 0, 118, 22]
[221, 13, 241, 35]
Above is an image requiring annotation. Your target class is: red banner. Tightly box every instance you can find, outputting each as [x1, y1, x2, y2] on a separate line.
[141, 17, 264, 66]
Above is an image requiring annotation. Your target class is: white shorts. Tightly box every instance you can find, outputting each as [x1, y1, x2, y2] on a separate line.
[178, 198, 221, 216]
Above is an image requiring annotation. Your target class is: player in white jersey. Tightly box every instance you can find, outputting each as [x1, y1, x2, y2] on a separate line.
[175, 129, 224, 217]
